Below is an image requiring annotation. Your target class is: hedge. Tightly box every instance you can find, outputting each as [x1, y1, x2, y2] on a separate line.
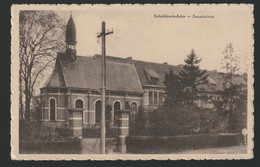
[126, 133, 244, 154]
[82, 128, 118, 138]
[19, 139, 81, 154]
[19, 120, 70, 141]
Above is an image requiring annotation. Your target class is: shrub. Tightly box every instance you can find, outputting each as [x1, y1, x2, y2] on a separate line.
[19, 139, 81, 154]
[131, 105, 223, 136]
[19, 120, 41, 140]
[82, 128, 118, 138]
[129, 106, 149, 135]
[19, 120, 70, 141]
[126, 134, 244, 154]
[38, 126, 70, 141]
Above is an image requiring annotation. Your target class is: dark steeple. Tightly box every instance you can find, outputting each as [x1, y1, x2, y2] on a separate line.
[65, 14, 77, 61]
[66, 14, 77, 44]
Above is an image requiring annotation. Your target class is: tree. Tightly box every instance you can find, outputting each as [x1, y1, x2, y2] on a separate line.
[221, 43, 240, 86]
[178, 49, 208, 105]
[220, 43, 244, 131]
[228, 84, 247, 132]
[163, 70, 183, 107]
[19, 11, 65, 120]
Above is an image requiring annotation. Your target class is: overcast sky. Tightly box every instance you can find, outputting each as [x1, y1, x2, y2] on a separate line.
[55, 5, 253, 73]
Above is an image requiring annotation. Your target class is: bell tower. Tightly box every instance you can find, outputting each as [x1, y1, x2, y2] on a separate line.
[65, 13, 77, 61]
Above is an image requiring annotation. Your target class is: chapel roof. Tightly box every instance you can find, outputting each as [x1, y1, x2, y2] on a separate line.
[46, 53, 143, 94]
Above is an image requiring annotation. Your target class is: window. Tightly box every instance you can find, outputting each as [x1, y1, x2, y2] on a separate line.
[75, 99, 84, 108]
[114, 101, 121, 112]
[144, 68, 160, 84]
[130, 102, 138, 123]
[114, 101, 121, 124]
[41, 98, 45, 120]
[159, 92, 164, 104]
[50, 98, 56, 121]
[95, 100, 101, 123]
[149, 91, 153, 104]
[154, 92, 158, 104]
[130, 102, 137, 112]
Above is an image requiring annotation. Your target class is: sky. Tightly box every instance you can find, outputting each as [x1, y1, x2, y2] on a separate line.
[55, 4, 253, 73]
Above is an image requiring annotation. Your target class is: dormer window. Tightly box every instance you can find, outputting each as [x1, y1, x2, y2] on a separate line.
[144, 68, 160, 84]
[207, 76, 217, 89]
[208, 76, 217, 85]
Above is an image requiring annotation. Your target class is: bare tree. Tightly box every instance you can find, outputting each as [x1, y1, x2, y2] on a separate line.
[220, 43, 241, 129]
[19, 11, 65, 120]
[221, 43, 240, 87]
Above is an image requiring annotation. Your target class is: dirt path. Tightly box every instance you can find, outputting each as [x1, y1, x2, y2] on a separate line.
[176, 145, 247, 154]
[80, 138, 101, 154]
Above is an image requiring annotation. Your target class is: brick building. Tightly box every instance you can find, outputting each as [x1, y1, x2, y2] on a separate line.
[40, 15, 246, 130]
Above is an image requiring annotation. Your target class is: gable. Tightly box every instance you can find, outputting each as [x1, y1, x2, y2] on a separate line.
[44, 56, 66, 88]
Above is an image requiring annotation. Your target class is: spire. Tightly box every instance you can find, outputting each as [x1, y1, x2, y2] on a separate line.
[65, 14, 77, 44]
[65, 14, 77, 61]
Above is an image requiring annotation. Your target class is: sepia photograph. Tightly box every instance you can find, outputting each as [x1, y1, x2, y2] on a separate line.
[11, 4, 254, 160]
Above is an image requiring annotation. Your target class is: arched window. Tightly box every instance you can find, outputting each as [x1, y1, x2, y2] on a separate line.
[130, 102, 137, 112]
[75, 99, 84, 108]
[50, 98, 56, 121]
[113, 101, 121, 124]
[130, 102, 138, 123]
[41, 97, 45, 120]
[114, 101, 121, 111]
[95, 100, 101, 123]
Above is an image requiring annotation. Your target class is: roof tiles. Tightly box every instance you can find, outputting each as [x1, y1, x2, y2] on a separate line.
[52, 54, 143, 93]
